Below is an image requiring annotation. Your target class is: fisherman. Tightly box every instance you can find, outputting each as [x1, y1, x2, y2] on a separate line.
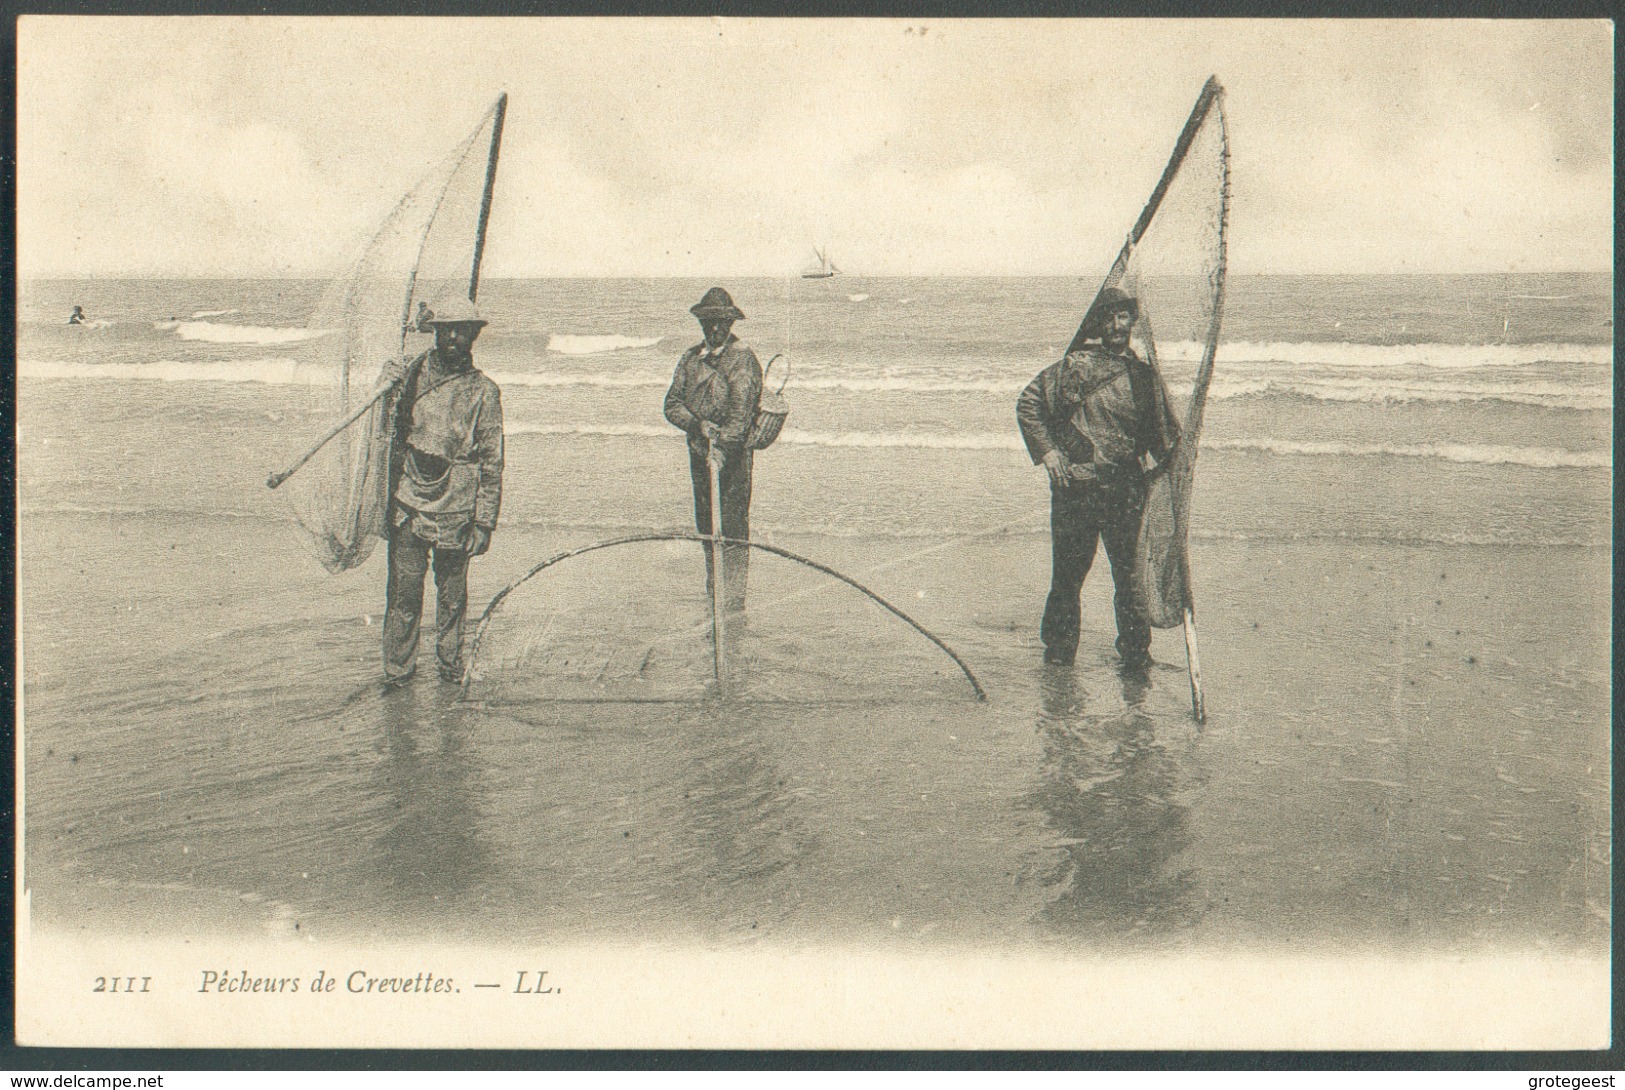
[1017, 286, 1180, 670]
[663, 287, 763, 612]
[377, 297, 504, 685]
[67, 306, 86, 325]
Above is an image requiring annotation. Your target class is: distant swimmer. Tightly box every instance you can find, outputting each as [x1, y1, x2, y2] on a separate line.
[68, 306, 86, 325]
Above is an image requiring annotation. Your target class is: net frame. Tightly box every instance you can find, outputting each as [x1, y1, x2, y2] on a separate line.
[1071, 78, 1230, 630]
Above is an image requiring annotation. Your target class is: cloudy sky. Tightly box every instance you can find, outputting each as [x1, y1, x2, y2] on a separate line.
[17, 17, 1613, 278]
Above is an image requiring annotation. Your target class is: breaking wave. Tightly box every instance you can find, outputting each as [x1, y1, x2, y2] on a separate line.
[167, 321, 327, 345]
[1163, 339, 1611, 369]
[1204, 438, 1609, 468]
[545, 334, 663, 355]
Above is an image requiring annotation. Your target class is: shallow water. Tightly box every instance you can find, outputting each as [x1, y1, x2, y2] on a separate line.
[17, 273, 1610, 956]
[21, 508, 1609, 956]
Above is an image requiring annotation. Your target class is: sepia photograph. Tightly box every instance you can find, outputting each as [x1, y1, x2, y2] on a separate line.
[12, 16, 1612, 1050]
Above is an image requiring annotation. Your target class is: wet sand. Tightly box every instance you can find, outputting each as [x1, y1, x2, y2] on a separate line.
[20, 509, 1609, 956]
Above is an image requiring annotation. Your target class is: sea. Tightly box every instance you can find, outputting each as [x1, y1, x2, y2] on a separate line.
[15, 273, 1613, 957]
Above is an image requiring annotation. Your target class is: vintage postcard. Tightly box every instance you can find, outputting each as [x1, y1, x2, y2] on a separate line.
[13, 16, 1611, 1049]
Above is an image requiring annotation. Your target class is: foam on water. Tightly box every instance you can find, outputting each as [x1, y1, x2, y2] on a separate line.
[159, 320, 328, 345]
[504, 422, 1606, 468]
[546, 334, 664, 355]
[1204, 438, 1609, 469]
[1188, 339, 1611, 370]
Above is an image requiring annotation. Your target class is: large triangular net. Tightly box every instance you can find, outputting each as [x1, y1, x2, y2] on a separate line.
[277, 97, 506, 573]
[1082, 80, 1229, 628]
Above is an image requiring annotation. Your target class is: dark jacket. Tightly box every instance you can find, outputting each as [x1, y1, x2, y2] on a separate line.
[1017, 346, 1180, 488]
[664, 336, 763, 449]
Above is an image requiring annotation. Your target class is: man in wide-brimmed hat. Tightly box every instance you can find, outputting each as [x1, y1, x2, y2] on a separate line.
[377, 295, 505, 685]
[664, 287, 763, 612]
[1016, 285, 1179, 670]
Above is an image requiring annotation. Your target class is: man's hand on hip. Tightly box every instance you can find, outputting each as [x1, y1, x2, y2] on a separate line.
[1042, 450, 1069, 487]
[467, 526, 492, 557]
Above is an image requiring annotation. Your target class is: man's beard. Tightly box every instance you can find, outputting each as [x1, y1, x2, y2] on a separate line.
[440, 344, 474, 369]
[1103, 332, 1131, 353]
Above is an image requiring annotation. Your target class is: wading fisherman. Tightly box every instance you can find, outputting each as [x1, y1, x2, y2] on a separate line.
[378, 298, 505, 685]
[1017, 286, 1179, 670]
[663, 287, 763, 612]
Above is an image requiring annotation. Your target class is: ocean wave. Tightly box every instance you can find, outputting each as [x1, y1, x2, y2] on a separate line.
[487, 370, 668, 389]
[505, 422, 1025, 451]
[506, 422, 1606, 468]
[546, 334, 663, 355]
[1205, 438, 1609, 469]
[847, 294, 870, 302]
[191, 309, 240, 319]
[20, 357, 312, 384]
[797, 376, 1023, 394]
[1208, 377, 1610, 411]
[170, 321, 326, 345]
[1160, 339, 1611, 370]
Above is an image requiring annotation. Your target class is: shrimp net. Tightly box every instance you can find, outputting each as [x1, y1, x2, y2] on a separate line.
[1078, 78, 1229, 628]
[460, 536, 984, 708]
[277, 96, 507, 572]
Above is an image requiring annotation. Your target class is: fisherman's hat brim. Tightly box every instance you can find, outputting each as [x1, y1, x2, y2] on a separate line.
[690, 287, 746, 321]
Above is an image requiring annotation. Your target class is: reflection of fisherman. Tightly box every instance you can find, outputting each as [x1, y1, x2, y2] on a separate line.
[1025, 667, 1197, 936]
[68, 306, 86, 325]
[663, 287, 763, 612]
[377, 298, 505, 685]
[1017, 287, 1180, 669]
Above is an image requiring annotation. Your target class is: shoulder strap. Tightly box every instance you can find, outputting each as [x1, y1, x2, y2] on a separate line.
[415, 361, 480, 403]
[1124, 360, 1161, 455]
[1068, 357, 1130, 404]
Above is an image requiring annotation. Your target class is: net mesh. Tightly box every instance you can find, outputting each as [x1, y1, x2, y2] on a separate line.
[1091, 83, 1229, 628]
[278, 99, 505, 572]
[462, 539, 975, 707]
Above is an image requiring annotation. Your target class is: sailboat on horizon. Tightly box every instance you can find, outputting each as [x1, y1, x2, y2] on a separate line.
[801, 246, 840, 279]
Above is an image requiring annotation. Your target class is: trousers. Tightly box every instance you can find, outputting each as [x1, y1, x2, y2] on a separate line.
[1041, 482, 1150, 663]
[688, 444, 753, 611]
[382, 525, 470, 681]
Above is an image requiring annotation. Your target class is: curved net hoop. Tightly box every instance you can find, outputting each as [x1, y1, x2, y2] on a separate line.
[1084, 82, 1229, 629]
[278, 98, 506, 572]
[462, 536, 984, 707]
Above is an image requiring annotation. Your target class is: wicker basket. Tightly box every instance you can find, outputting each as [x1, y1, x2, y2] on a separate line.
[746, 354, 790, 451]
